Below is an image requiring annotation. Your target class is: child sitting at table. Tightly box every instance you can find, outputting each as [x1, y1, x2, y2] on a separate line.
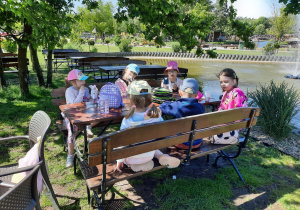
[63, 69, 94, 168]
[114, 80, 180, 172]
[161, 61, 182, 92]
[159, 78, 205, 149]
[217, 68, 248, 111]
[115, 63, 140, 99]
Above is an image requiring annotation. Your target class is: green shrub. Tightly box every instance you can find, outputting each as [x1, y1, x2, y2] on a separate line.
[78, 38, 86, 45]
[248, 81, 300, 139]
[2, 39, 17, 53]
[114, 35, 121, 46]
[91, 47, 98, 53]
[104, 38, 110, 44]
[56, 38, 68, 48]
[118, 39, 133, 52]
[172, 43, 181, 52]
[263, 41, 277, 55]
[87, 40, 95, 46]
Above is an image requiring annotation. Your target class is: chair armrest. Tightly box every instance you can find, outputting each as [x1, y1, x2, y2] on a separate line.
[0, 162, 41, 177]
[0, 135, 29, 142]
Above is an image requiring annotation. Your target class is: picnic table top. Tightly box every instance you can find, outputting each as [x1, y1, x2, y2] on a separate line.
[59, 94, 220, 126]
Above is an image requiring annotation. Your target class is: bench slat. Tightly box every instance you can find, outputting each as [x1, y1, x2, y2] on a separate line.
[89, 108, 259, 153]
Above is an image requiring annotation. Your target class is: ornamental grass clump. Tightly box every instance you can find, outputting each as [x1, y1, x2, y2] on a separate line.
[249, 81, 300, 139]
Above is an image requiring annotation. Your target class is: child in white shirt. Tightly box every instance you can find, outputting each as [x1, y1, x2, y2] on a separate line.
[161, 61, 182, 92]
[115, 80, 180, 172]
[63, 69, 93, 168]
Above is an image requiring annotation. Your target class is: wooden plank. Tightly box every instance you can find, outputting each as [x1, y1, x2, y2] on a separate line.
[89, 120, 250, 165]
[0, 53, 17, 57]
[90, 59, 146, 66]
[52, 98, 66, 106]
[89, 108, 257, 150]
[51, 87, 66, 98]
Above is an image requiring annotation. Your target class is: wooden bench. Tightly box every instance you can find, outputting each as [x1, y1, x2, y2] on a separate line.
[42, 49, 79, 71]
[78, 107, 260, 208]
[223, 44, 239, 49]
[94, 66, 189, 82]
[67, 55, 130, 71]
[0, 53, 30, 83]
[1, 53, 29, 72]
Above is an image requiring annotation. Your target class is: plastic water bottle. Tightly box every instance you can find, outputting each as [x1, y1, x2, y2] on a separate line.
[163, 77, 169, 90]
[98, 96, 109, 114]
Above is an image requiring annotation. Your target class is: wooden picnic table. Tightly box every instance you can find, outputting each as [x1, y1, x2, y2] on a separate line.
[67, 56, 129, 72]
[94, 65, 188, 82]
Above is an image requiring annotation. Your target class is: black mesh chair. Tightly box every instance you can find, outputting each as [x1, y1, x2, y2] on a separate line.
[0, 110, 60, 209]
[0, 163, 41, 209]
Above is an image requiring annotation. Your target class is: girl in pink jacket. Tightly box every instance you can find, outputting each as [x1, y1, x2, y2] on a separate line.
[218, 68, 248, 111]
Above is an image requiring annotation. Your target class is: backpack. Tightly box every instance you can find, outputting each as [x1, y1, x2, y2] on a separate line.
[98, 82, 123, 108]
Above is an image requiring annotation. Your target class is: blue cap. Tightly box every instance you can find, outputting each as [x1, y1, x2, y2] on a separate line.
[126, 63, 140, 75]
[180, 78, 199, 94]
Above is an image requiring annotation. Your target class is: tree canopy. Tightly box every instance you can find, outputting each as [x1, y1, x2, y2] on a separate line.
[78, 0, 114, 40]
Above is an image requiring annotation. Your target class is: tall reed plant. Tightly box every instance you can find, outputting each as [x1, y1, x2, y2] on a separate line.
[249, 81, 300, 139]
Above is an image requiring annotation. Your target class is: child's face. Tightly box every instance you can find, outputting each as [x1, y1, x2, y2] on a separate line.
[167, 70, 178, 79]
[124, 69, 137, 81]
[219, 75, 236, 92]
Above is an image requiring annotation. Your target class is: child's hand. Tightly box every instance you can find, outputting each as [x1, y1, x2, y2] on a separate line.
[79, 85, 85, 92]
[114, 162, 124, 173]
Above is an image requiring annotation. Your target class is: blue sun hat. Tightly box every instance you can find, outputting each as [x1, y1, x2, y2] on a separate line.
[180, 78, 199, 94]
[126, 63, 140, 75]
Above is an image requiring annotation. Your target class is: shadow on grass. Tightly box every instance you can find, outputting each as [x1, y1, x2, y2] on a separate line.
[109, 140, 300, 210]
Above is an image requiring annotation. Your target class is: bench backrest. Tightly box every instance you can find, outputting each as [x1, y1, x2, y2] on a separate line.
[1, 57, 29, 68]
[51, 82, 107, 106]
[88, 107, 260, 166]
[0, 53, 18, 57]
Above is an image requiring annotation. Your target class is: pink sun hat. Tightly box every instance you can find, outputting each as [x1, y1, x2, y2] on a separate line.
[67, 69, 89, 81]
[165, 61, 179, 72]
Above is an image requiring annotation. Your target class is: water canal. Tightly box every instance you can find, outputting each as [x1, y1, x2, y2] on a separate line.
[138, 57, 300, 127]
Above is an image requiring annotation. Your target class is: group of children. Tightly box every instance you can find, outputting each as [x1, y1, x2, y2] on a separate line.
[63, 61, 248, 171]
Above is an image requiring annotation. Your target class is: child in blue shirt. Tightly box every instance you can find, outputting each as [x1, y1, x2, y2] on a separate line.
[159, 78, 205, 149]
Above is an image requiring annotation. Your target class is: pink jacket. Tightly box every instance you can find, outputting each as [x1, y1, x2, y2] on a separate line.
[218, 87, 248, 111]
[115, 78, 128, 98]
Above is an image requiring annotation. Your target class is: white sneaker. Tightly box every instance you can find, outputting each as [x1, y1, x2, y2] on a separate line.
[66, 155, 74, 168]
[86, 125, 94, 138]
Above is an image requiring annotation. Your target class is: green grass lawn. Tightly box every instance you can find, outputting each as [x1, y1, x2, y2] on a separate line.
[0, 51, 299, 209]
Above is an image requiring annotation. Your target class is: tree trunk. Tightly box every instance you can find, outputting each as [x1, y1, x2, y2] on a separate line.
[29, 43, 45, 87]
[18, 43, 29, 96]
[46, 49, 53, 87]
[0, 45, 6, 88]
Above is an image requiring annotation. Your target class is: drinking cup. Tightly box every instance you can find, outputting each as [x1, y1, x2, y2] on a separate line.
[98, 97, 109, 114]
[205, 91, 211, 102]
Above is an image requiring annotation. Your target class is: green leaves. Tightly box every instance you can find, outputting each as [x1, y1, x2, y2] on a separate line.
[249, 81, 300, 139]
